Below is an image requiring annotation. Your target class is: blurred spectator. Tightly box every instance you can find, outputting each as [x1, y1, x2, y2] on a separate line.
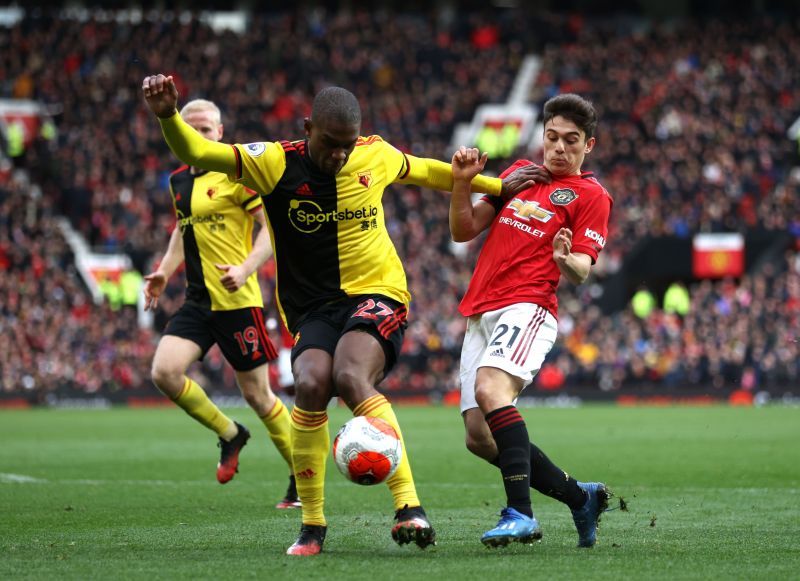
[0, 173, 156, 394]
[119, 269, 143, 310]
[663, 281, 690, 316]
[0, 8, 798, 396]
[631, 285, 657, 319]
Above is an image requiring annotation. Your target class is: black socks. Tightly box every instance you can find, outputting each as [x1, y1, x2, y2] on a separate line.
[490, 439, 587, 510]
[486, 405, 532, 517]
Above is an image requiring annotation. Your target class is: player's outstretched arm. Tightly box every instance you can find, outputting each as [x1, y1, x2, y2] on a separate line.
[398, 154, 551, 197]
[398, 154, 502, 195]
[449, 147, 496, 242]
[142, 74, 237, 175]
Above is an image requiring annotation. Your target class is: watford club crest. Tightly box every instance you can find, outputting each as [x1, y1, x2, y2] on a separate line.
[206, 187, 217, 199]
[357, 171, 372, 189]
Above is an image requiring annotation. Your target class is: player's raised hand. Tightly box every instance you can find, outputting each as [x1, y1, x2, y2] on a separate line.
[143, 271, 168, 311]
[216, 263, 248, 293]
[451, 146, 488, 183]
[500, 163, 552, 200]
[552, 227, 573, 263]
[142, 74, 179, 119]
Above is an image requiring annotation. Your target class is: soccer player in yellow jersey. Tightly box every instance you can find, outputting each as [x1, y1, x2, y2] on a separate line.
[143, 99, 298, 509]
[143, 74, 545, 556]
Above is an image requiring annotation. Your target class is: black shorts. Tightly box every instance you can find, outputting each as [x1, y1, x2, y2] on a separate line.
[291, 295, 408, 375]
[165, 302, 278, 372]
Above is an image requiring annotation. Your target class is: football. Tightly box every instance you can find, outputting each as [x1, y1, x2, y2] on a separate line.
[332, 416, 402, 485]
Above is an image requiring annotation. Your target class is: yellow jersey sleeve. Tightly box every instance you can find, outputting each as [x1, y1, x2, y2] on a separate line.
[376, 139, 408, 181]
[386, 142, 504, 196]
[233, 182, 264, 213]
[230, 141, 287, 195]
[158, 112, 237, 175]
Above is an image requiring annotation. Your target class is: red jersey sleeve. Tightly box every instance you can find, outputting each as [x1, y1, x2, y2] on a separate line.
[569, 189, 612, 263]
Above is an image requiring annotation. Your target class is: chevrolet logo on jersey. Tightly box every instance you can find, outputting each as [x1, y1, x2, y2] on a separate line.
[508, 198, 555, 223]
[288, 198, 379, 234]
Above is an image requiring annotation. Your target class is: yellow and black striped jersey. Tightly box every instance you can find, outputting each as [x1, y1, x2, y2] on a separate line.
[169, 166, 264, 311]
[230, 136, 410, 333]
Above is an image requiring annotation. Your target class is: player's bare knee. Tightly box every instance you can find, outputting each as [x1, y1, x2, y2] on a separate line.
[474, 384, 495, 413]
[293, 370, 330, 409]
[240, 388, 266, 414]
[332, 367, 358, 391]
[150, 364, 183, 398]
[236, 372, 272, 414]
[332, 368, 373, 410]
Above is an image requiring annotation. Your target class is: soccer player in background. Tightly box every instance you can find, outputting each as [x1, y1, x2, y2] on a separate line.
[142, 73, 547, 556]
[449, 94, 613, 548]
[142, 99, 298, 509]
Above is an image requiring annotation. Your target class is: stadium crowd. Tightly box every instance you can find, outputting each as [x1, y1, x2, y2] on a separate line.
[0, 8, 798, 396]
[0, 170, 153, 395]
[531, 17, 800, 261]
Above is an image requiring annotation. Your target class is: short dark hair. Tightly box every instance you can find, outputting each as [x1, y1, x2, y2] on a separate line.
[542, 94, 598, 140]
[311, 86, 361, 126]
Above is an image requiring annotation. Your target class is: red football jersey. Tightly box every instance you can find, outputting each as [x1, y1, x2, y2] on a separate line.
[459, 159, 613, 319]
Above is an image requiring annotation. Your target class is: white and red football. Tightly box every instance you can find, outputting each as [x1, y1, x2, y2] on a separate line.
[332, 416, 402, 485]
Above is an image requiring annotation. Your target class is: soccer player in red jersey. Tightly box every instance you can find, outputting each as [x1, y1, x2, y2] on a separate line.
[450, 94, 613, 548]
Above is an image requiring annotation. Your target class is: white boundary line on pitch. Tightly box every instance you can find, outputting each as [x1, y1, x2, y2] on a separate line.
[0, 473, 48, 483]
[2, 474, 798, 494]
[0, 473, 398, 488]
[0, 473, 490, 489]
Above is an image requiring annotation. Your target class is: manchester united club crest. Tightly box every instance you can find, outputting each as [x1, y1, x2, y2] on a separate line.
[549, 188, 578, 205]
[358, 171, 372, 189]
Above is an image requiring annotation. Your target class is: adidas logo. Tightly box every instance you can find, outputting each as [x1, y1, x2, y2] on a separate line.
[296, 183, 313, 196]
[251, 350, 262, 360]
[295, 468, 316, 479]
[489, 348, 505, 357]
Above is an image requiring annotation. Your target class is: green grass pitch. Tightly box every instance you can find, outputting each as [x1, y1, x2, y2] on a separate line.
[1, 405, 798, 579]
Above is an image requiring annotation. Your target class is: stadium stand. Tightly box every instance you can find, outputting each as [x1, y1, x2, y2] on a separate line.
[0, 7, 798, 401]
